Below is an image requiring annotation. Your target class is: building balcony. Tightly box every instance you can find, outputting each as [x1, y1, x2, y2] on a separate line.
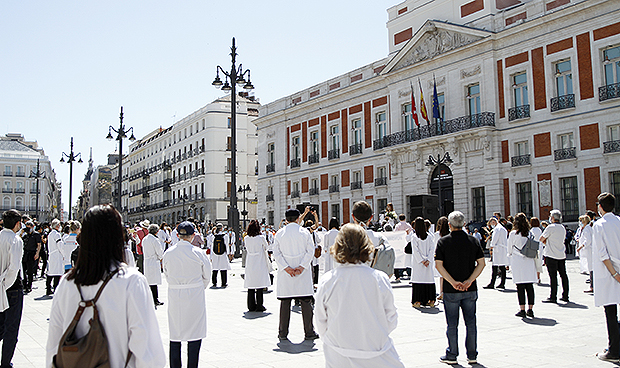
[266, 163, 275, 173]
[375, 177, 387, 187]
[290, 158, 301, 168]
[30, 189, 40, 194]
[14, 188, 25, 194]
[3, 172, 12, 177]
[308, 153, 319, 164]
[550, 94, 575, 112]
[328, 184, 340, 193]
[15, 172, 25, 177]
[2, 189, 12, 193]
[508, 105, 530, 121]
[604, 140, 620, 153]
[328, 148, 340, 160]
[349, 143, 363, 155]
[309, 187, 319, 195]
[511, 154, 531, 167]
[266, 194, 274, 202]
[373, 112, 495, 150]
[291, 190, 300, 198]
[351, 180, 363, 190]
[599, 82, 620, 102]
[554, 147, 576, 161]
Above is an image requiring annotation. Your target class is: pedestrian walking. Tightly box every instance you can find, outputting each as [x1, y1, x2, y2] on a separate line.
[243, 220, 270, 312]
[143, 224, 164, 307]
[507, 213, 537, 318]
[540, 209, 569, 303]
[484, 217, 508, 289]
[322, 217, 340, 273]
[46, 219, 64, 295]
[22, 222, 42, 293]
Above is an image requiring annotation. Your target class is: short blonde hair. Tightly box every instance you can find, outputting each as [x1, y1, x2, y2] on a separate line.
[579, 214, 590, 225]
[330, 223, 374, 264]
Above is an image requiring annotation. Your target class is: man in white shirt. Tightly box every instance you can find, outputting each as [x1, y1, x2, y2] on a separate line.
[351, 201, 394, 278]
[592, 193, 620, 362]
[0, 209, 24, 367]
[484, 217, 508, 289]
[540, 209, 569, 303]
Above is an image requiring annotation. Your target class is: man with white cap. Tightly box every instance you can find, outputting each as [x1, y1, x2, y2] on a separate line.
[273, 207, 319, 341]
[163, 221, 212, 368]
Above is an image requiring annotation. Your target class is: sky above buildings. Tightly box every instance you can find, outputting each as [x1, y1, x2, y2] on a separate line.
[0, 0, 396, 214]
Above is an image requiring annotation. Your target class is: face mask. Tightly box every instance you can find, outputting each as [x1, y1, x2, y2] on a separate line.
[579, 222, 584, 228]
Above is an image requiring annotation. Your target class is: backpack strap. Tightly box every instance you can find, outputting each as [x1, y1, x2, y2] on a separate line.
[76, 268, 121, 309]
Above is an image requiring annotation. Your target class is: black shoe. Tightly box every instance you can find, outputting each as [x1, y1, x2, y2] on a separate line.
[483, 285, 494, 289]
[542, 298, 557, 304]
[155, 300, 164, 306]
[439, 355, 457, 365]
[515, 310, 526, 318]
[597, 350, 620, 362]
[278, 336, 289, 342]
[305, 333, 320, 340]
[560, 297, 569, 303]
[255, 306, 266, 312]
[221, 284, 228, 288]
[497, 284, 505, 289]
[526, 309, 534, 318]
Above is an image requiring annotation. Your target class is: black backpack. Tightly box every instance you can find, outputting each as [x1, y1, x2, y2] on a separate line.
[213, 234, 226, 255]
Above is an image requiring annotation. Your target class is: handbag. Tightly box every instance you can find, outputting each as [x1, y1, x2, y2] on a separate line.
[404, 242, 412, 254]
[516, 235, 539, 259]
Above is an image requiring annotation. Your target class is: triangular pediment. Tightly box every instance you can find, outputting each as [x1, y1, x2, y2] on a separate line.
[382, 20, 492, 74]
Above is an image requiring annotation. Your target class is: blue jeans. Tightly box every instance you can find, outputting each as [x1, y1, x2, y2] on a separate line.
[443, 291, 477, 360]
[0, 289, 24, 368]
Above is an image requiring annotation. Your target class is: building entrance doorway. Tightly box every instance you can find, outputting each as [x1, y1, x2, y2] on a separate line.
[429, 164, 454, 218]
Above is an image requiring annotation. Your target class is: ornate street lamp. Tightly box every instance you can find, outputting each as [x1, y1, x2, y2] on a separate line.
[426, 152, 453, 217]
[212, 37, 254, 243]
[60, 137, 83, 220]
[238, 184, 251, 232]
[181, 193, 189, 221]
[29, 159, 45, 221]
[106, 106, 136, 213]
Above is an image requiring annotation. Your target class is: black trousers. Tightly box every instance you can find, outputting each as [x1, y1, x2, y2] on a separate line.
[312, 264, 319, 285]
[247, 288, 264, 311]
[605, 305, 620, 358]
[278, 297, 314, 339]
[46, 275, 60, 294]
[546, 257, 569, 300]
[21, 251, 37, 291]
[150, 285, 159, 304]
[487, 265, 506, 287]
[39, 251, 47, 278]
[170, 339, 201, 368]
[0, 289, 23, 368]
[212, 270, 227, 286]
[516, 283, 535, 306]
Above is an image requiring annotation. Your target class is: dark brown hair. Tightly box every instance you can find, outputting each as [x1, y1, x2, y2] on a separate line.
[246, 220, 261, 237]
[436, 216, 450, 237]
[598, 192, 616, 213]
[414, 217, 428, 240]
[352, 201, 373, 223]
[513, 213, 530, 237]
[529, 217, 540, 228]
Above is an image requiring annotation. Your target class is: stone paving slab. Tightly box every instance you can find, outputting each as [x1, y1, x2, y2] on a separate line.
[12, 257, 618, 367]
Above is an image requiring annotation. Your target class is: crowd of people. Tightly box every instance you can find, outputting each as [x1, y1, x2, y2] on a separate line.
[0, 191, 618, 367]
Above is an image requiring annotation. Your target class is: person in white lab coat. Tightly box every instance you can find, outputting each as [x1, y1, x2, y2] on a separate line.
[157, 223, 171, 251]
[529, 217, 543, 284]
[227, 229, 236, 262]
[592, 193, 620, 362]
[409, 217, 436, 308]
[273, 208, 318, 341]
[576, 215, 594, 293]
[46, 219, 64, 295]
[315, 223, 404, 368]
[484, 217, 508, 289]
[243, 220, 271, 312]
[46, 204, 166, 368]
[322, 218, 340, 273]
[208, 224, 231, 287]
[351, 201, 393, 278]
[507, 213, 538, 318]
[143, 224, 164, 307]
[63, 221, 80, 273]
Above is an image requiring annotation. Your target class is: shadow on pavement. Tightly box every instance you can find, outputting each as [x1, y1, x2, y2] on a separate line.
[242, 311, 272, 320]
[417, 307, 443, 315]
[391, 284, 412, 289]
[499, 289, 517, 293]
[558, 301, 588, 309]
[522, 317, 558, 326]
[273, 339, 318, 354]
[34, 295, 53, 301]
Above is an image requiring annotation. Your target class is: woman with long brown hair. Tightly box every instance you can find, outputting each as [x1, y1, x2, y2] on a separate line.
[243, 219, 271, 312]
[507, 213, 538, 318]
[409, 217, 437, 307]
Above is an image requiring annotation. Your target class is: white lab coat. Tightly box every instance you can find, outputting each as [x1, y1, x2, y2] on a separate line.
[142, 234, 163, 285]
[157, 229, 171, 250]
[243, 235, 271, 289]
[208, 232, 231, 271]
[530, 227, 543, 273]
[315, 263, 404, 368]
[322, 229, 339, 272]
[170, 229, 179, 246]
[578, 224, 593, 273]
[163, 240, 212, 341]
[63, 233, 78, 268]
[592, 213, 620, 307]
[273, 223, 315, 298]
[489, 225, 509, 266]
[46, 265, 166, 368]
[310, 231, 321, 267]
[47, 229, 65, 276]
[507, 231, 538, 284]
[0, 229, 22, 312]
[124, 243, 136, 268]
[408, 232, 435, 284]
[227, 232, 236, 255]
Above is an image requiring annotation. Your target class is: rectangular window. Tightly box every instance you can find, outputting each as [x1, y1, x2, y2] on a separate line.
[329, 125, 340, 150]
[268, 211, 274, 226]
[311, 179, 318, 190]
[377, 198, 388, 213]
[331, 175, 338, 186]
[267, 143, 275, 165]
[560, 176, 579, 221]
[376, 112, 387, 139]
[353, 171, 361, 183]
[377, 166, 387, 179]
[310, 131, 319, 155]
[331, 203, 340, 222]
[611, 171, 620, 198]
[558, 133, 574, 149]
[437, 93, 445, 122]
[472, 187, 486, 222]
[3, 166, 11, 175]
[292, 136, 300, 160]
[351, 119, 362, 145]
[516, 182, 533, 217]
[468, 84, 481, 115]
[609, 125, 620, 142]
[555, 60, 573, 97]
[402, 103, 413, 131]
[227, 117, 231, 128]
[512, 73, 528, 107]
[515, 141, 529, 156]
[604, 46, 620, 86]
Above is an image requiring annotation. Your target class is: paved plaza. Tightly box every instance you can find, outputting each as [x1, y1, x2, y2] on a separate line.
[13, 256, 618, 367]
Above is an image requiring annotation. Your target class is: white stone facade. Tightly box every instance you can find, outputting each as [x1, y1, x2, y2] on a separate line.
[256, 0, 620, 227]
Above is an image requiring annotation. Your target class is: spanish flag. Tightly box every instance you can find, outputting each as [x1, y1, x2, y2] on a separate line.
[418, 78, 430, 124]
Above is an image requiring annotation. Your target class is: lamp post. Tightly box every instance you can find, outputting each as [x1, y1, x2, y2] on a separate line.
[425, 152, 453, 217]
[212, 37, 255, 245]
[60, 137, 83, 220]
[107, 106, 136, 213]
[181, 193, 188, 221]
[238, 184, 251, 231]
[29, 159, 45, 221]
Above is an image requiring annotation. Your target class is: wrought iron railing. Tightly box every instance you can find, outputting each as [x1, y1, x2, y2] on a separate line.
[375, 177, 388, 186]
[349, 143, 363, 155]
[308, 153, 319, 164]
[328, 184, 340, 193]
[600, 82, 620, 102]
[266, 194, 274, 202]
[554, 147, 576, 161]
[351, 181, 363, 190]
[14, 188, 25, 194]
[511, 154, 531, 167]
[309, 188, 319, 195]
[373, 112, 495, 150]
[328, 148, 340, 160]
[291, 190, 300, 198]
[550, 94, 575, 112]
[266, 163, 275, 173]
[604, 140, 620, 153]
[508, 105, 530, 121]
[290, 158, 301, 168]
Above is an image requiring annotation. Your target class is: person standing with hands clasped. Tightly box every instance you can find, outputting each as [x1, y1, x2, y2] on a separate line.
[435, 211, 485, 365]
[273, 207, 319, 342]
[591, 193, 620, 362]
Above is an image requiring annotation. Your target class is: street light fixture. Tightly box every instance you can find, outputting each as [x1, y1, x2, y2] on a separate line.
[29, 159, 46, 221]
[106, 106, 136, 214]
[425, 152, 453, 217]
[238, 184, 251, 231]
[212, 37, 255, 244]
[60, 137, 83, 220]
[181, 193, 189, 221]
